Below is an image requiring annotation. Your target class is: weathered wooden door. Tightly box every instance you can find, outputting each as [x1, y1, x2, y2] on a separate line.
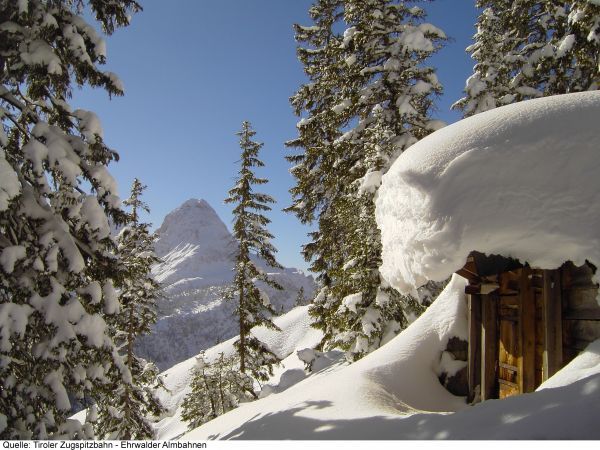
[478, 268, 539, 399]
[496, 268, 544, 398]
[497, 278, 521, 398]
[464, 254, 565, 403]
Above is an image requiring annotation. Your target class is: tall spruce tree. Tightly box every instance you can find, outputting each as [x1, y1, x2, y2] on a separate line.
[225, 121, 282, 389]
[288, 0, 445, 360]
[95, 179, 165, 439]
[285, 0, 349, 351]
[0, 0, 140, 439]
[454, 1, 600, 116]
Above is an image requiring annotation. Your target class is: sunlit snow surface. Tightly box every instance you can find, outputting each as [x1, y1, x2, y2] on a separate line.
[153, 276, 600, 440]
[155, 304, 326, 440]
[70, 276, 600, 438]
[376, 92, 600, 296]
[161, 276, 468, 439]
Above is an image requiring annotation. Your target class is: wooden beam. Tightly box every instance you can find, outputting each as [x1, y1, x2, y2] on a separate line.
[563, 310, 600, 320]
[467, 293, 482, 403]
[457, 268, 480, 283]
[531, 274, 544, 290]
[499, 362, 518, 372]
[542, 270, 563, 381]
[498, 378, 519, 390]
[499, 274, 520, 294]
[457, 253, 481, 283]
[481, 291, 498, 400]
[519, 268, 536, 393]
[465, 284, 481, 295]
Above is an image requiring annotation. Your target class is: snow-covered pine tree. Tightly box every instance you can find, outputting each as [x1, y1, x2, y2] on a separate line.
[452, 1, 517, 115]
[286, 0, 345, 226]
[288, 0, 445, 360]
[225, 121, 282, 390]
[454, 1, 599, 116]
[285, 0, 346, 322]
[180, 352, 253, 431]
[95, 179, 165, 439]
[547, 0, 600, 94]
[0, 0, 140, 439]
[294, 286, 307, 307]
[286, 0, 363, 354]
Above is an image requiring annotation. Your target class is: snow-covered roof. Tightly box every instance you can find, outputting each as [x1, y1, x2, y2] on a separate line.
[376, 92, 600, 295]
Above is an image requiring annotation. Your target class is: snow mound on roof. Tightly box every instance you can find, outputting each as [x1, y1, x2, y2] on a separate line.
[182, 275, 470, 440]
[375, 92, 600, 295]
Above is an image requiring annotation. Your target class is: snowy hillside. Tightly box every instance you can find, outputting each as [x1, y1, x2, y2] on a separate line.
[154, 304, 329, 440]
[154, 276, 600, 440]
[135, 199, 315, 370]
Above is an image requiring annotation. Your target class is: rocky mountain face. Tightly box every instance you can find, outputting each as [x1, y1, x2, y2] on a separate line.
[135, 199, 315, 370]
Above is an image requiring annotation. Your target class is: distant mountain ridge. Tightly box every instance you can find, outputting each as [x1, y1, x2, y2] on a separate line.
[135, 198, 315, 370]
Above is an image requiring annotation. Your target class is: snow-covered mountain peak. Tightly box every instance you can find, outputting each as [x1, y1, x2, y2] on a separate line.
[140, 199, 315, 370]
[154, 198, 234, 259]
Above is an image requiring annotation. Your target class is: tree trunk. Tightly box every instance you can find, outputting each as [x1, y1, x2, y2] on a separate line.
[239, 280, 246, 373]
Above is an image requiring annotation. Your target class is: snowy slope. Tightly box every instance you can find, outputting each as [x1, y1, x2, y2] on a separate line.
[164, 276, 600, 440]
[155, 305, 326, 440]
[174, 275, 468, 439]
[135, 199, 315, 370]
[375, 91, 600, 295]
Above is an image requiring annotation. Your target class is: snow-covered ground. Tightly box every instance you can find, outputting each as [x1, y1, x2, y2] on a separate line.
[153, 276, 600, 439]
[134, 199, 314, 370]
[154, 304, 327, 440]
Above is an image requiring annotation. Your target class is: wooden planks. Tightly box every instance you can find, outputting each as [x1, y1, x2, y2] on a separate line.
[534, 280, 544, 388]
[464, 258, 599, 404]
[519, 268, 536, 394]
[481, 291, 498, 400]
[496, 268, 539, 397]
[498, 297, 519, 398]
[467, 293, 482, 403]
[561, 262, 599, 365]
[497, 271, 521, 399]
[542, 269, 562, 381]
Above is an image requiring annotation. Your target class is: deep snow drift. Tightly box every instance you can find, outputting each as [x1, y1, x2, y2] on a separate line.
[134, 199, 314, 370]
[159, 276, 600, 440]
[375, 92, 600, 295]
[71, 276, 600, 439]
[179, 275, 469, 439]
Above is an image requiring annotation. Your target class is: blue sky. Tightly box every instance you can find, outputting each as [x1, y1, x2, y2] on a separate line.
[73, 0, 479, 271]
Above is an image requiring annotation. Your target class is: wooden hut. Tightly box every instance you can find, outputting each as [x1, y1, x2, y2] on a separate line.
[456, 251, 600, 402]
